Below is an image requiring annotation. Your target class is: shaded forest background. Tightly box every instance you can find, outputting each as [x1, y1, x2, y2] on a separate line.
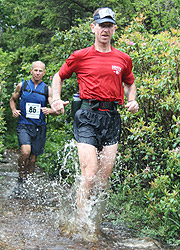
[0, 0, 180, 246]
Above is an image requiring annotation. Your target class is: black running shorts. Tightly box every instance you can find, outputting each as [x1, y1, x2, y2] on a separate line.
[73, 108, 121, 151]
[16, 123, 47, 155]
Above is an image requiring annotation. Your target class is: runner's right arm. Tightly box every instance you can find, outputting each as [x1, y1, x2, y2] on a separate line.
[9, 83, 22, 118]
[51, 72, 69, 114]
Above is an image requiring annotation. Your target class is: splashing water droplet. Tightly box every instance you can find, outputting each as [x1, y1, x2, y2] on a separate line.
[50, 139, 111, 242]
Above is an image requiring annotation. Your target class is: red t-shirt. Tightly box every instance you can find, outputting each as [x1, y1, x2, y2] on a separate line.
[59, 45, 135, 104]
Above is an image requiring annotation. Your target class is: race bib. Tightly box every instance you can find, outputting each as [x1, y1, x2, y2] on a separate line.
[26, 103, 41, 119]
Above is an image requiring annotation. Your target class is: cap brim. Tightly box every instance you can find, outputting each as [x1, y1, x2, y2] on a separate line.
[95, 17, 116, 24]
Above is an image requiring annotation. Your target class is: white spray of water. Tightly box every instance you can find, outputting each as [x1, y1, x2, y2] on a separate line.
[55, 139, 111, 241]
[8, 139, 116, 242]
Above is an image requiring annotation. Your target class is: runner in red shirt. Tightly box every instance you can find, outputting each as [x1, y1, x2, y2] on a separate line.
[51, 7, 139, 238]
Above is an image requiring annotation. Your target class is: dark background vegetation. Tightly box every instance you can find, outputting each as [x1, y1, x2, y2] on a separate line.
[0, 0, 180, 246]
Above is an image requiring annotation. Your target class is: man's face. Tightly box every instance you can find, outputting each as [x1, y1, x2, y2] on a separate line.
[91, 22, 116, 44]
[31, 62, 45, 83]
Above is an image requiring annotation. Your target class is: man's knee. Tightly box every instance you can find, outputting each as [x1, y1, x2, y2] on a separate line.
[21, 145, 31, 159]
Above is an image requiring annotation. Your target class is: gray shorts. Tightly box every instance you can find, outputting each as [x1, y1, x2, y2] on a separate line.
[73, 108, 121, 151]
[16, 123, 47, 155]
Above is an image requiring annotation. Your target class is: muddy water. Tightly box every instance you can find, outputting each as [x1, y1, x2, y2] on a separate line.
[0, 149, 178, 250]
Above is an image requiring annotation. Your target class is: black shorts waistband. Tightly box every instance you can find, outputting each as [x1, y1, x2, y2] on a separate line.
[81, 99, 117, 111]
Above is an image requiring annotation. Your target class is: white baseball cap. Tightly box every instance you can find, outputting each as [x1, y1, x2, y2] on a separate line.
[93, 7, 116, 24]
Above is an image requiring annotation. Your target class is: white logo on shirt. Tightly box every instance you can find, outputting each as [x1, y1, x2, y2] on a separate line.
[112, 65, 121, 75]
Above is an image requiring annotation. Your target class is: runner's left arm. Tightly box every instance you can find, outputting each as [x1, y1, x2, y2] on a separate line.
[124, 82, 139, 113]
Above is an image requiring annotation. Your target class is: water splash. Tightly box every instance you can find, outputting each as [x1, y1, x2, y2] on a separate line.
[54, 139, 110, 242]
[5, 141, 124, 243]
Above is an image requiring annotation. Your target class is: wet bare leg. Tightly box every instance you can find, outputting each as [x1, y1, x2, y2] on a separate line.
[27, 153, 37, 176]
[18, 156, 29, 180]
[96, 143, 118, 189]
[76, 143, 98, 222]
[18, 145, 31, 180]
[92, 144, 118, 226]
[76, 143, 118, 222]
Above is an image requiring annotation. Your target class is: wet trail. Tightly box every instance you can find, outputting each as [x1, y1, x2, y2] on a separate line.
[0, 149, 178, 250]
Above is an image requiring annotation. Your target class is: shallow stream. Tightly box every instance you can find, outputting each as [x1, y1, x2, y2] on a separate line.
[0, 149, 179, 250]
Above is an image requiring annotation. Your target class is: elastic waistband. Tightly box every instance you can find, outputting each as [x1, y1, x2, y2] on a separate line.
[81, 99, 117, 111]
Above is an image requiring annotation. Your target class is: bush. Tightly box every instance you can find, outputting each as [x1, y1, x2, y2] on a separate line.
[108, 16, 180, 245]
[0, 49, 9, 156]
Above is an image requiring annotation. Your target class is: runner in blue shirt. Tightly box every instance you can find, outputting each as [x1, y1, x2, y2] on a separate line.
[10, 61, 59, 193]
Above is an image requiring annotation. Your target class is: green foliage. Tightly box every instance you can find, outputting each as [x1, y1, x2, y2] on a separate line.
[0, 0, 93, 52]
[0, 49, 9, 155]
[145, 175, 180, 243]
[133, 0, 180, 33]
[108, 17, 180, 245]
[1, 0, 179, 52]
[0, 107, 6, 156]
[108, 170, 180, 245]
[48, 20, 93, 62]
[41, 0, 94, 30]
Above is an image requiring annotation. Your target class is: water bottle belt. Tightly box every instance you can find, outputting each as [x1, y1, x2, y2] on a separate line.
[81, 99, 117, 111]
